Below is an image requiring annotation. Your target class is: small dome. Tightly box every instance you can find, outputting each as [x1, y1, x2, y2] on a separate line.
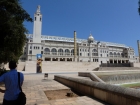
[88, 34, 94, 43]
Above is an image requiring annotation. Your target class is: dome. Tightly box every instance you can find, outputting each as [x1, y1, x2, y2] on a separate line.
[88, 34, 94, 43]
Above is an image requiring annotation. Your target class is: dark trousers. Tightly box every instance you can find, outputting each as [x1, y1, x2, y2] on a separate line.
[3, 99, 17, 105]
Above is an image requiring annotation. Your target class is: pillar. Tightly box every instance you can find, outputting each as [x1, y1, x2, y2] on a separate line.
[74, 31, 77, 61]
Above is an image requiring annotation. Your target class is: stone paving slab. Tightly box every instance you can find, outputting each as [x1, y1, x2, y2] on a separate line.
[0, 73, 110, 105]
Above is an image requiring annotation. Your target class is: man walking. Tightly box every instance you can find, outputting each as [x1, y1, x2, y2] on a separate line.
[0, 61, 24, 105]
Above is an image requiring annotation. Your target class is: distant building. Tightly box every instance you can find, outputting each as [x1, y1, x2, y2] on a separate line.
[20, 6, 137, 64]
[135, 56, 139, 63]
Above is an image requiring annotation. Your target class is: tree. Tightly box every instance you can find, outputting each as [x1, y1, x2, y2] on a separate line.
[0, 0, 32, 64]
[139, 0, 140, 15]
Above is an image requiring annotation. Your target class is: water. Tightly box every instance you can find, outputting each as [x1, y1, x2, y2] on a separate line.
[100, 73, 140, 84]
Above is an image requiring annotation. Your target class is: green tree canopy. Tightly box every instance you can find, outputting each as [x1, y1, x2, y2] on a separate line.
[0, 0, 32, 64]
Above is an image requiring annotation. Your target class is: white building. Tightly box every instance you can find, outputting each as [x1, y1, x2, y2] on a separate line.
[20, 6, 136, 64]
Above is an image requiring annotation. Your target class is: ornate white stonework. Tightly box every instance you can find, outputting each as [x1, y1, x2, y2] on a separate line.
[26, 34, 128, 48]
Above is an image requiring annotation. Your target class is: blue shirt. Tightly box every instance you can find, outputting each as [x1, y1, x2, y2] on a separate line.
[0, 69, 24, 100]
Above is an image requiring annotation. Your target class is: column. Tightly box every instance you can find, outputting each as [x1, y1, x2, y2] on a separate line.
[113, 60, 114, 63]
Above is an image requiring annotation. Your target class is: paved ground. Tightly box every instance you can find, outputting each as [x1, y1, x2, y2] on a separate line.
[0, 73, 110, 105]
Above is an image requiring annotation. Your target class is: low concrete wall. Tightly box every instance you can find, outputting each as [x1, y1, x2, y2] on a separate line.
[78, 72, 105, 83]
[54, 75, 140, 105]
[25, 61, 99, 73]
[78, 72, 140, 84]
[134, 63, 140, 68]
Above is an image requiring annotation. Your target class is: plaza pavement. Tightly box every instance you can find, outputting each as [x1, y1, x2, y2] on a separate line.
[0, 73, 110, 105]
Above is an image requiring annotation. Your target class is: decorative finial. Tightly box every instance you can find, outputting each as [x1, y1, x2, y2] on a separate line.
[37, 5, 40, 13]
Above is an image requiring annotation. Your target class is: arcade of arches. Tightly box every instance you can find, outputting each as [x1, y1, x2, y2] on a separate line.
[109, 59, 129, 63]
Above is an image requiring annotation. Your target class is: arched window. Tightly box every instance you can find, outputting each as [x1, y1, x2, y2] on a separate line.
[109, 52, 113, 57]
[44, 48, 50, 55]
[51, 48, 57, 55]
[117, 53, 120, 57]
[92, 49, 98, 56]
[71, 49, 74, 55]
[58, 49, 63, 52]
[65, 49, 70, 55]
[121, 53, 124, 57]
[58, 49, 63, 55]
[93, 49, 97, 52]
[114, 52, 117, 57]
[44, 48, 50, 52]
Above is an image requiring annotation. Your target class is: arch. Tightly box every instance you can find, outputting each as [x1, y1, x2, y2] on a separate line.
[117, 53, 120, 57]
[71, 49, 74, 53]
[93, 49, 97, 52]
[58, 49, 63, 55]
[51, 48, 57, 55]
[65, 49, 70, 53]
[44, 48, 50, 55]
[121, 53, 124, 57]
[44, 48, 50, 52]
[114, 52, 117, 57]
[51, 48, 57, 52]
[58, 49, 63, 52]
[109, 52, 113, 55]
[65, 49, 70, 55]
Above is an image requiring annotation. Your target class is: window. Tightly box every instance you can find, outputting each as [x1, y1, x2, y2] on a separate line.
[34, 46, 35, 49]
[38, 47, 39, 49]
[35, 17, 36, 21]
[96, 59, 98, 62]
[42, 47, 43, 49]
[80, 53, 82, 56]
[100, 50, 102, 53]
[29, 50, 32, 54]
[25, 47, 26, 49]
[30, 46, 32, 49]
[24, 52, 26, 55]
[107, 54, 108, 57]
[100, 54, 102, 57]
[88, 53, 89, 56]
[40, 17, 41, 21]
[41, 51, 43, 54]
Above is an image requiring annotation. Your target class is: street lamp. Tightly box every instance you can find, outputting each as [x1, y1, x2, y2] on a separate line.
[88, 34, 94, 62]
[97, 41, 100, 62]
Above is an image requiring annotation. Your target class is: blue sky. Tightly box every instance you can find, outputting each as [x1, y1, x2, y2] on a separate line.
[22, 0, 140, 55]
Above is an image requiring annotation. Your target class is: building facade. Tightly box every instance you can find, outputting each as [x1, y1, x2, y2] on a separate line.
[20, 6, 136, 64]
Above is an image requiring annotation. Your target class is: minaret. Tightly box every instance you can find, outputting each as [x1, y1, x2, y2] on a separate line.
[33, 5, 42, 43]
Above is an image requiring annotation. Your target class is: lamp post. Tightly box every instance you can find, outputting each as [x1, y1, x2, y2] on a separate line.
[97, 41, 100, 63]
[88, 34, 94, 62]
